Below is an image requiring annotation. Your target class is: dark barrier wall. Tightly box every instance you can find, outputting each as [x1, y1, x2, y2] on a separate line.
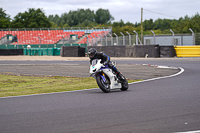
[87, 46, 125, 57]
[0, 45, 175, 57]
[106, 46, 126, 57]
[160, 46, 176, 57]
[61, 46, 85, 57]
[88, 45, 160, 57]
[125, 45, 160, 57]
[0, 49, 23, 56]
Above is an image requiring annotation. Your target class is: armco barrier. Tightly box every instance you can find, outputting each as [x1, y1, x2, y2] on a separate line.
[174, 46, 200, 57]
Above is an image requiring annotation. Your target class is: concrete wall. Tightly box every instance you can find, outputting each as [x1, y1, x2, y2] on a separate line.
[160, 46, 176, 57]
[125, 45, 160, 57]
[0, 49, 23, 56]
[61, 46, 85, 57]
[88, 45, 161, 57]
[0, 45, 177, 57]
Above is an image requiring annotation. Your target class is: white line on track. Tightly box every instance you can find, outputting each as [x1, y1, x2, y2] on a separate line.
[0, 67, 184, 99]
[129, 67, 184, 85]
[174, 130, 200, 133]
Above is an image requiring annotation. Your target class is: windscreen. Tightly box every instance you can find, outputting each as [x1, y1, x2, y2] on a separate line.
[91, 59, 98, 66]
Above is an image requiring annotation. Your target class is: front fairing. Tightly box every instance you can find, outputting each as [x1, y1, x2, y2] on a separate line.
[90, 59, 109, 79]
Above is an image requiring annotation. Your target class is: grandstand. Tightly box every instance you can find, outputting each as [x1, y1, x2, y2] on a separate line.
[0, 28, 111, 46]
[77, 30, 109, 45]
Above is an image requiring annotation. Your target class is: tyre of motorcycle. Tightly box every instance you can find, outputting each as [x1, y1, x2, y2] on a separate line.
[120, 76, 129, 91]
[96, 74, 110, 93]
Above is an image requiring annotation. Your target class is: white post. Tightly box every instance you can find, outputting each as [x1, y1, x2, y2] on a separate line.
[94, 35, 97, 46]
[120, 32, 125, 45]
[133, 30, 138, 45]
[189, 28, 195, 45]
[151, 30, 156, 45]
[126, 31, 131, 45]
[98, 34, 102, 46]
[114, 33, 118, 45]
[86, 36, 89, 46]
[38, 36, 41, 48]
[109, 34, 113, 45]
[170, 29, 175, 45]
[62, 36, 64, 46]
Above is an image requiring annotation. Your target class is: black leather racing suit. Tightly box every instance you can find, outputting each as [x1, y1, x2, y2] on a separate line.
[90, 52, 120, 74]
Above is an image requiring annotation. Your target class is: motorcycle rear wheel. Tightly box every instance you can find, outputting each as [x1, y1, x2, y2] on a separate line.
[96, 75, 110, 93]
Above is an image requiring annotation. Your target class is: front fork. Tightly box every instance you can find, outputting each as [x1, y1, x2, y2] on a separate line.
[92, 72, 107, 83]
[99, 73, 106, 82]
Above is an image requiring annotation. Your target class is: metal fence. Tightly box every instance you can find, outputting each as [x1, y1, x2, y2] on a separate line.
[87, 33, 200, 46]
[143, 34, 195, 46]
[87, 35, 138, 46]
[1, 28, 200, 46]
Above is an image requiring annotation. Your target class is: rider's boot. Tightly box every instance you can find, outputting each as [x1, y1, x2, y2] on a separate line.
[112, 65, 125, 82]
[116, 72, 125, 82]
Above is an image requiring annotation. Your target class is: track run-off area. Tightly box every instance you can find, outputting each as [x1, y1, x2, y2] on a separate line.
[0, 57, 200, 133]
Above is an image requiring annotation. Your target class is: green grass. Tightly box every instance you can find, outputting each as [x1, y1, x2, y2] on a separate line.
[0, 74, 140, 97]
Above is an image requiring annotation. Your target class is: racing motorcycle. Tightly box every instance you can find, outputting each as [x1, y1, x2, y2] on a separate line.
[89, 59, 129, 93]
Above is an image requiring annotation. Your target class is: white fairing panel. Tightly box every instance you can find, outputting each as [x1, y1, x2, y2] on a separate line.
[102, 69, 121, 89]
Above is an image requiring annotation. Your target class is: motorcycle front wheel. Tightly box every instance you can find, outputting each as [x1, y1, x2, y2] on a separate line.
[96, 74, 110, 93]
[120, 76, 129, 91]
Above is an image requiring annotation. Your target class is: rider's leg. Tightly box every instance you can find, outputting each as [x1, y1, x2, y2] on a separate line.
[108, 62, 124, 80]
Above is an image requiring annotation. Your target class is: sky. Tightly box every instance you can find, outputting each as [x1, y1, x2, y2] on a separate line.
[1, 0, 200, 24]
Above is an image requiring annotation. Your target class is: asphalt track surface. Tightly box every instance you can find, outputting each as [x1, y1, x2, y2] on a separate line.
[0, 59, 180, 80]
[0, 58, 200, 133]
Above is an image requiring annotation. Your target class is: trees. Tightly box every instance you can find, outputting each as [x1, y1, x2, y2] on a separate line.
[0, 7, 199, 35]
[190, 13, 200, 33]
[0, 8, 11, 28]
[95, 8, 114, 24]
[67, 9, 96, 26]
[11, 8, 51, 28]
[48, 14, 62, 27]
[48, 9, 96, 27]
[48, 8, 114, 27]
[143, 19, 154, 31]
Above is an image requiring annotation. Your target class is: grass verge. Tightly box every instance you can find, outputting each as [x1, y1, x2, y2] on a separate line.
[0, 74, 140, 97]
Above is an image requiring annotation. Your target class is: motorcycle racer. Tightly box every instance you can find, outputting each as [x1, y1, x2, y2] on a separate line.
[88, 48, 125, 81]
